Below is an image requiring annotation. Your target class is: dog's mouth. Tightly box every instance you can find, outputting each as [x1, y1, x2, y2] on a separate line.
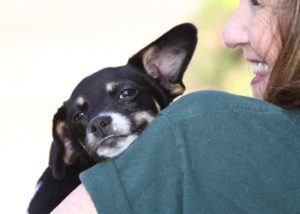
[85, 133, 138, 159]
[98, 134, 129, 148]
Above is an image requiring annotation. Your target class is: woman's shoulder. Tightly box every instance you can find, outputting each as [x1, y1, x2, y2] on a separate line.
[164, 90, 277, 113]
[160, 90, 300, 124]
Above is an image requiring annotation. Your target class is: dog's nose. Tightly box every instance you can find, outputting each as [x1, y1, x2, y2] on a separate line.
[89, 116, 112, 136]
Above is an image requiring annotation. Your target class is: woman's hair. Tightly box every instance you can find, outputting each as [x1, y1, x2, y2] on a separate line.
[264, 0, 300, 109]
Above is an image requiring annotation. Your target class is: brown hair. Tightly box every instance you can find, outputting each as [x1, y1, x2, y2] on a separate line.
[264, 0, 300, 109]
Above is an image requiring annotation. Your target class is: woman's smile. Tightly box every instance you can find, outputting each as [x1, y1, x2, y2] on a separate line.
[250, 61, 271, 85]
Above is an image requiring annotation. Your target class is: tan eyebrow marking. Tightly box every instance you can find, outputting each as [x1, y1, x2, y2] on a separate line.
[105, 82, 118, 93]
[76, 96, 85, 106]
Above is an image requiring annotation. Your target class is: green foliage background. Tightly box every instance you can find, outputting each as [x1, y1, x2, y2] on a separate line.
[184, 0, 252, 97]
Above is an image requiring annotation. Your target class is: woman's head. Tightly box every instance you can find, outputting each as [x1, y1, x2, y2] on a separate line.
[223, 0, 300, 109]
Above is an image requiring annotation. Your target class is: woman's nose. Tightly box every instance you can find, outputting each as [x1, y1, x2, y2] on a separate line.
[222, 3, 249, 49]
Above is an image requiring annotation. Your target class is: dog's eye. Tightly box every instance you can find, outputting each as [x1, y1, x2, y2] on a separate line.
[73, 112, 87, 122]
[119, 88, 138, 100]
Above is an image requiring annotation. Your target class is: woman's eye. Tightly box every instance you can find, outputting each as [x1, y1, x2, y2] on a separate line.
[73, 112, 86, 122]
[119, 88, 138, 100]
[250, 0, 260, 6]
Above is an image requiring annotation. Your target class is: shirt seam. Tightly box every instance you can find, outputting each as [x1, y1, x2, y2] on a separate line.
[159, 114, 185, 213]
[111, 160, 134, 212]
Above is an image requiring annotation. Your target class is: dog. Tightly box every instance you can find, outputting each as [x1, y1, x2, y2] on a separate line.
[27, 23, 197, 214]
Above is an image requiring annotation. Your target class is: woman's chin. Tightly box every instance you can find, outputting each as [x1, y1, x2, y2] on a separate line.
[251, 87, 264, 100]
[251, 74, 270, 100]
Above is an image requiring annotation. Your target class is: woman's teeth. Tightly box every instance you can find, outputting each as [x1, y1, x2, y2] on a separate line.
[251, 62, 270, 75]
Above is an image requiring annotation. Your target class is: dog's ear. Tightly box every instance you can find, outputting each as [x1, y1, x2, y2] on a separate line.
[128, 23, 197, 98]
[49, 105, 75, 179]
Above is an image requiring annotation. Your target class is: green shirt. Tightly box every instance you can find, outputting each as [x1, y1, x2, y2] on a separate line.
[80, 91, 300, 214]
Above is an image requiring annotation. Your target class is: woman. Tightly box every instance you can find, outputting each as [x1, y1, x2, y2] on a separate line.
[52, 0, 300, 213]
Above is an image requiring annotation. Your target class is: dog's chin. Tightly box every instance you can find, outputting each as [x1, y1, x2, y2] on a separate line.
[88, 134, 138, 159]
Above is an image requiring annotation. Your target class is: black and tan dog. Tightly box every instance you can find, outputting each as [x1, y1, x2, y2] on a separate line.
[28, 23, 197, 214]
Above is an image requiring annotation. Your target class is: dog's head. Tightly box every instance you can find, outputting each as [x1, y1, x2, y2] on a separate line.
[49, 23, 197, 179]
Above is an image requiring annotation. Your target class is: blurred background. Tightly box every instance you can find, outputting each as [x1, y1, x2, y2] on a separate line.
[0, 0, 252, 212]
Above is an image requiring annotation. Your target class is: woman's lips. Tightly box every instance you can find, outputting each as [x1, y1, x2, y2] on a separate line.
[251, 73, 269, 85]
[250, 62, 271, 86]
